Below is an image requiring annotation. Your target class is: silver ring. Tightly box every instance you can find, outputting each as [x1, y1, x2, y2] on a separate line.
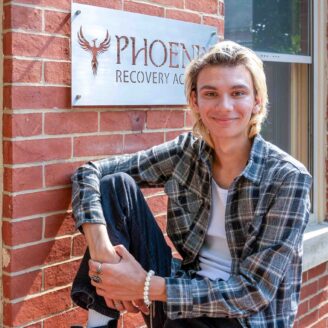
[90, 275, 102, 284]
[96, 262, 102, 275]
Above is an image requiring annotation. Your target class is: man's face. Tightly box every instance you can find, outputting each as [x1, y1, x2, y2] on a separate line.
[191, 64, 259, 142]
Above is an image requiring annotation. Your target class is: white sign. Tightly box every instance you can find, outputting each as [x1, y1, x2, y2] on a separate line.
[71, 3, 217, 106]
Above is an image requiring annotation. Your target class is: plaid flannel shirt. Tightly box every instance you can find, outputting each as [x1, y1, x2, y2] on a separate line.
[72, 132, 312, 328]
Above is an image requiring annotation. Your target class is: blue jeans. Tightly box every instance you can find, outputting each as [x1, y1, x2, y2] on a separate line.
[71, 173, 242, 328]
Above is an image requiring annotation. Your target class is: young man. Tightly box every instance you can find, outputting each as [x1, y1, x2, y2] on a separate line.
[71, 41, 312, 328]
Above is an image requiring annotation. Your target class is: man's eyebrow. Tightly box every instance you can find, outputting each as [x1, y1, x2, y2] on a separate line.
[231, 84, 250, 89]
[198, 84, 251, 91]
[198, 85, 217, 91]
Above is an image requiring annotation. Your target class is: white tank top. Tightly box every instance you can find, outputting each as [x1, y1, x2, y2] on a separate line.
[197, 179, 232, 281]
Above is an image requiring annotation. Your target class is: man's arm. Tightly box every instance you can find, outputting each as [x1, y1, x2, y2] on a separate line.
[82, 223, 120, 263]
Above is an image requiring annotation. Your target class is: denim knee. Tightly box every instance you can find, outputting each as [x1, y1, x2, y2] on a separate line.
[100, 172, 136, 194]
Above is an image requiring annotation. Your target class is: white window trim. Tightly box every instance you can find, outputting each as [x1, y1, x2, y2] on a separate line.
[255, 52, 311, 64]
[302, 0, 327, 272]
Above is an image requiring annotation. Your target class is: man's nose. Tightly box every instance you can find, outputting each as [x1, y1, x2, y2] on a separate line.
[216, 95, 233, 111]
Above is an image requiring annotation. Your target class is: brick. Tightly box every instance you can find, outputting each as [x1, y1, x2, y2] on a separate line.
[146, 194, 168, 215]
[311, 318, 328, 328]
[319, 302, 328, 317]
[165, 9, 201, 23]
[155, 214, 167, 232]
[166, 130, 185, 141]
[302, 271, 308, 283]
[3, 194, 12, 218]
[100, 111, 146, 132]
[45, 11, 70, 35]
[318, 274, 328, 290]
[185, 110, 193, 127]
[148, 0, 183, 8]
[4, 32, 70, 60]
[43, 307, 88, 328]
[45, 112, 98, 135]
[296, 300, 308, 317]
[124, 132, 164, 153]
[3, 113, 42, 138]
[4, 138, 71, 165]
[4, 238, 71, 272]
[3, 188, 72, 219]
[3, 270, 42, 299]
[3, 58, 42, 83]
[309, 289, 328, 308]
[142, 188, 163, 197]
[147, 110, 184, 129]
[4, 5, 42, 31]
[219, 1, 224, 16]
[3, 287, 71, 326]
[8, 0, 70, 10]
[3, 86, 71, 109]
[118, 312, 145, 328]
[4, 166, 43, 192]
[44, 61, 71, 84]
[72, 234, 87, 256]
[44, 259, 81, 289]
[26, 323, 42, 328]
[124, 1, 164, 17]
[74, 0, 122, 9]
[300, 281, 318, 301]
[44, 212, 76, 238]
[203, 16, 224, 35]
[308, 263, 327, 280]
[297, 309, 319, 328]
[185, 0, 218, 14]
[45, 161, 84, 187]
[74, 134, 123, 157]
[2, 218, 43, 246]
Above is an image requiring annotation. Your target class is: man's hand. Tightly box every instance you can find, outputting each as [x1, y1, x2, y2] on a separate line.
[88, 245, 150, 314]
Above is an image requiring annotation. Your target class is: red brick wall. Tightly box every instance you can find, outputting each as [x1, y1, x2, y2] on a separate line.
[1, 0, 223, 327]
[2, 1, 328, 328]
[294, 263, 328, 328]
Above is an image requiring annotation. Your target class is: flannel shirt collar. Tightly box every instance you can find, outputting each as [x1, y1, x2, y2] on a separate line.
[197, 134, 268, 185]
[241, 134, 268, 185]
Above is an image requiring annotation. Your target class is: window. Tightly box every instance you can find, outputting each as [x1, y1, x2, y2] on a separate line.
[225, 0, 328, 224]
[224, 0, 328, 270]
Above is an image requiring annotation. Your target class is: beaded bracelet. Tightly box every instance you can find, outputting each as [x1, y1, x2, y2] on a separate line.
[143, 270, 155, 307]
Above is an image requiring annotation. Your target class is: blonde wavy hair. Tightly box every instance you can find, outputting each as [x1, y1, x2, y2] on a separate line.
[185, 40, 268, 148]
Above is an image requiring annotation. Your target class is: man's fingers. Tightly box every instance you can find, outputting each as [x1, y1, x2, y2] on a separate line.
[114, 244, 132, 261]
[133, 299, 149, 315]
[122, 301, 139, 313]
[105, 298, 116, 309]
[112, 300, 125, 312]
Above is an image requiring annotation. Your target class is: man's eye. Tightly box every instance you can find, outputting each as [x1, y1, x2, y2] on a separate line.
[205, 92, 217, 97]
[233, 91, 245, 96]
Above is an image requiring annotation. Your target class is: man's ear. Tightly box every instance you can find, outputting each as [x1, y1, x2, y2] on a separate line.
[252, 97, 261, 114]
[191, 90, 199, 112]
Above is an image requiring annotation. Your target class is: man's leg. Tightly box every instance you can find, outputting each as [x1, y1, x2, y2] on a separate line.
[164, 317, 243, 328]
[71, 173, 172, 327]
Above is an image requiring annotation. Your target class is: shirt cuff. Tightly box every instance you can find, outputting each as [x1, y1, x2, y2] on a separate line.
[165, 277, 193, 319]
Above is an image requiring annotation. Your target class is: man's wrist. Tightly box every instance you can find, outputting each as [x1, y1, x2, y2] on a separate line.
[149, 276, 167, 302]
[82, 223, 119, 263]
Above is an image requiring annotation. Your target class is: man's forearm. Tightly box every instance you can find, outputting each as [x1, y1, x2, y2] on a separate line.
[82, 223, 120, 263]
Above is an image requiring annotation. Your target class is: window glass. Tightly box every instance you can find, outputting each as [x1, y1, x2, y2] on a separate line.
[261, 62, 291, 154]
[224, 0, 310, 56]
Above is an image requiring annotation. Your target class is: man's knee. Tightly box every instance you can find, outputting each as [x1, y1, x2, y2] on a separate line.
[100, 172, 136, 194]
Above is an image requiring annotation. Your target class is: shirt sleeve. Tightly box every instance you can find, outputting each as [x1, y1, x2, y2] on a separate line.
[71, 134, 187, 230]
[165, 171, 312, 319]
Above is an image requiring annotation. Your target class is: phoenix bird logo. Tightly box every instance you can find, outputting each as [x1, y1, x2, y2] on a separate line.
[77, 26, 111, 76]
